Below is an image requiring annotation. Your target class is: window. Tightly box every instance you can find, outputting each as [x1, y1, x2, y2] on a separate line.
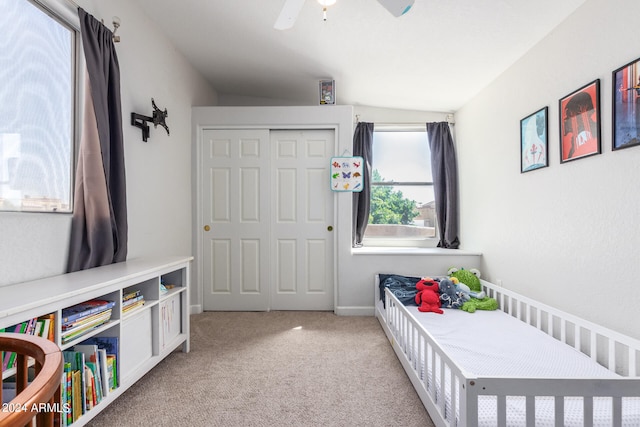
[363, 126, 436, 247]
[0, 0, 77, 212]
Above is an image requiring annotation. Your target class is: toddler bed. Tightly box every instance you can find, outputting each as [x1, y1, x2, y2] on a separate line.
[375, 274, 640, 427]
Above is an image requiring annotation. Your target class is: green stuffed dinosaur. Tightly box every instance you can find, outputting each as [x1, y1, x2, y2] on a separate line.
[447, 267, 498, 313]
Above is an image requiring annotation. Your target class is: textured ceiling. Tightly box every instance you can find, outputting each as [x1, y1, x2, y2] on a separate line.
[131, 0, 586, 112]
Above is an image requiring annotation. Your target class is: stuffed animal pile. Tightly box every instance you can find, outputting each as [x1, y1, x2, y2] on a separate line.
[447, 267, 498, 313]
[407, 267, 498, 314]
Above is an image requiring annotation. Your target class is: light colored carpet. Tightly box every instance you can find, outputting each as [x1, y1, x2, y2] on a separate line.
[87, 311, 434, 426]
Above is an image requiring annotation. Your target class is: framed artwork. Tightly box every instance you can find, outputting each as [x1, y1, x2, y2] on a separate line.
[612, 57, 640, 150]
[520, 106, 548, 173]
[330, 156, 363, 192]
[319, 79, 335, 105]
[559, 79, 601, 163]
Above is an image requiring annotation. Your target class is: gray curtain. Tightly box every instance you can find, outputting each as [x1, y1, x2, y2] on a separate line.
[427, 122, 460, 249]
[67, 8, 127, 272]
[352, 122, 374, 247]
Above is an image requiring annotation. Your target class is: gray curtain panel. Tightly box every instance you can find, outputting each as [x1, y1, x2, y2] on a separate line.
[427, 122, 460, 249]
[352, 122, 374, 247]
[67, 9, 127, 272]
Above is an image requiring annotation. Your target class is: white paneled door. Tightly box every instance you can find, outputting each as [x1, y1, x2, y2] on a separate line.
[270, 130, 334, 310]
[201, 129, 334, 311]
[201, 129, 271, 311]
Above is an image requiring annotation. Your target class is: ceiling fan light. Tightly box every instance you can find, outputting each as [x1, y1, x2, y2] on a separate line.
[317, 0, 337, 7]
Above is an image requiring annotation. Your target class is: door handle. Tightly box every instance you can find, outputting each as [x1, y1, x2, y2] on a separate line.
[204, 225, 211, 231]
[327, 226, 333, 232]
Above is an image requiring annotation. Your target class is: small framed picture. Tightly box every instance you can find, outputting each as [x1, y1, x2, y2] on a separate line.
[559, 79, 601, 163]
[319, 79, 335, 105]
[520, 106, 548, 173]
[612, 57, 640, 151]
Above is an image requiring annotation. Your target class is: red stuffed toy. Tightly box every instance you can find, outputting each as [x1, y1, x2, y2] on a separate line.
[415, 278, 443, 314]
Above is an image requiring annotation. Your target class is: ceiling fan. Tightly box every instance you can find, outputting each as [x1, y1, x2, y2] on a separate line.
[274, 0, 415, 30]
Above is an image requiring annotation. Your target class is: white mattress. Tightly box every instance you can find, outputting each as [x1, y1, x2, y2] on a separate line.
[404, 304, 618, 379]
[378, 299, 640, 426]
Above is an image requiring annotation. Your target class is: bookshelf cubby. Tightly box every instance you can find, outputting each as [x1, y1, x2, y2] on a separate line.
[0, 256, 191, 426]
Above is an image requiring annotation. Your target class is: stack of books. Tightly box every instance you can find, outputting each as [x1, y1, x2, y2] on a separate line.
[61, 300, 115, 344]
[1, 313, 55, 371]
[61, 337, 118, 425]
[122, 289, 145, 314]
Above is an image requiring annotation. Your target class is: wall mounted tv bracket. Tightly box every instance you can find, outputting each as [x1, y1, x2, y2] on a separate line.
[131, 98, 169, 142]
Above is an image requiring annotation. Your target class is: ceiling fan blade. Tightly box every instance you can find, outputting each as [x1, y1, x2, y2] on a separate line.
[376, 0, 415, 17]
[274, 0, 306, 30]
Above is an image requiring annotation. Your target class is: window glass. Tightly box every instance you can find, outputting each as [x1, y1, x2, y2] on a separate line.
[0, 0, 75, 212]
[364, 129, 436, 245]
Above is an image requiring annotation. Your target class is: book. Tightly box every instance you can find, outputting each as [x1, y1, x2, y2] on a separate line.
[122, 295, 144, 307]
[62, 299, 115, 325]
[62, 309, 113, 331]
[74, 344, 103, 404]
[106, 355, 117, 391]
[24, 317, 36, 335]
[72, 370, 82, 422]
[122, 289, 141, 301]
[80, 336, 119, 389]
[61, 311, 112, 344]
[63, 350, 88, 415]
[39, 313, 56, 341]
[97, 348, 110, 397]
[61, 362, 72, 426]
[3, 321, 29, 370]
[35, 319, 45, 337]
[84, 364, 96, 410]
[122, 299, 145, 314]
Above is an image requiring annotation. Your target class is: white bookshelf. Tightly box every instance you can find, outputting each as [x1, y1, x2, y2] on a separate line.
[0, 256, 192, 425]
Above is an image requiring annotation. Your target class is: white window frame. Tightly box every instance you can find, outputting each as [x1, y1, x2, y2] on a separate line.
[0, 0, 82, 213]
[362, 124, 439, 249]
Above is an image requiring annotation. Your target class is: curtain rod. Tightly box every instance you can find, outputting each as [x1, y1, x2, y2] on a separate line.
[354, 114, 455, 127]
[372, 123, 427, 131]
[42, 0, 122, 42]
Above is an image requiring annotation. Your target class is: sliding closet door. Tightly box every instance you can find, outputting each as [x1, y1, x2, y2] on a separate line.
[201, 129, 270, 311]
[200, 128, 334, 311]
[270, 130, 334, 311]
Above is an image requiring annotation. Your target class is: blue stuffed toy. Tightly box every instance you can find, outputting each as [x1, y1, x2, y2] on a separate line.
[451, 278, 486, 300]
[438, 278, 465, 309]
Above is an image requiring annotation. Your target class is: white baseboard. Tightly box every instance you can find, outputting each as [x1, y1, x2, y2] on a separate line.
[335, 306, 375, 316]
[190, 305, 371, 316]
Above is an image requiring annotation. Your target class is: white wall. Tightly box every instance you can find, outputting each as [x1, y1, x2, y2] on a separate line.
[455, 0, 640, 340]
[0, 0, 218, 301]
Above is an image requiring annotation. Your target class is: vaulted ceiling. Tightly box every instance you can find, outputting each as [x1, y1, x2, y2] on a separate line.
[131, 0, 586, 112]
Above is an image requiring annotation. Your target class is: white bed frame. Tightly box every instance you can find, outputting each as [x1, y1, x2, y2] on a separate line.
[375, 276, 640, 427]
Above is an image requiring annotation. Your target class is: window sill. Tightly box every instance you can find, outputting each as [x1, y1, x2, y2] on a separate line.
[351, 247, 482, 256]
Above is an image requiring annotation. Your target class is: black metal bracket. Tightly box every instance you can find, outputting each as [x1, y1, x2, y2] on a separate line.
[131, 98, 169, 142]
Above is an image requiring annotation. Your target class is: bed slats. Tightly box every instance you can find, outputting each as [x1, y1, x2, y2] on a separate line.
[584, 396, 593, 427]
[483, 279, 640, 377]
[384, 291, 466, 427]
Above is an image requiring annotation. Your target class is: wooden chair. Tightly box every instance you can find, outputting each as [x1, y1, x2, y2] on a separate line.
[0, 333, 63, 427]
